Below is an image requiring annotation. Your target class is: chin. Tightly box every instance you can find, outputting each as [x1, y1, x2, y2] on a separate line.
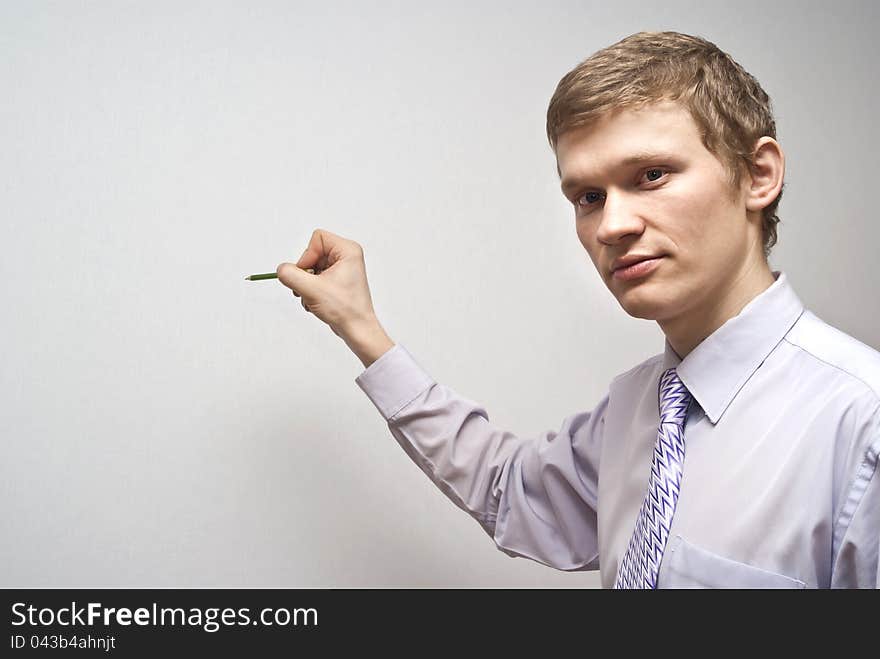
[612, 282, 677, 320]
[618, 298, 664, 320]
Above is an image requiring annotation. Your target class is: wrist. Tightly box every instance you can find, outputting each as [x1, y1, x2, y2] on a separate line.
[341, 316, 395, 369]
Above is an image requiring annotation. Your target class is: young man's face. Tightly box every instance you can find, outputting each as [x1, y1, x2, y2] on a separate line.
[556, 100, 757, 324]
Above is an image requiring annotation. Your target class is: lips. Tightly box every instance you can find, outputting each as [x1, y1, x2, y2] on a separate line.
[610, 255, 665, 282]
[611, 254, 662, 273]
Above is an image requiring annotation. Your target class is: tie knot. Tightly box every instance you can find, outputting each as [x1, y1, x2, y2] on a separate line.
[658, 367, 691, 425]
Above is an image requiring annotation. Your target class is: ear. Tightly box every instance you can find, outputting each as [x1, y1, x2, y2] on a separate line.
[745, 136, 785, 212]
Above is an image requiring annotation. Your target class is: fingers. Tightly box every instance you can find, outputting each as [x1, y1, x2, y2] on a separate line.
[292, 289, 308, 312]
[278, 264, 322, 300]
[287, 228, 361, 319]
[297, 229, 330, 268]
[296, 228, 362, 270]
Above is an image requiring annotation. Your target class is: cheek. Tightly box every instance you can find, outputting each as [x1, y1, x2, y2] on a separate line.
[576, 224, 601, 266]
[664, 178, 726, 248]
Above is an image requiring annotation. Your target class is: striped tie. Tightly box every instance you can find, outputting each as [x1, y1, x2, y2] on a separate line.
[614, 367, 692, 589]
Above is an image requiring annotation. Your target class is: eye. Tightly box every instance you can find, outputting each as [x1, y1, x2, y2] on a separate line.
[643, 168, 666, 182]
[576, 191, 605, 207]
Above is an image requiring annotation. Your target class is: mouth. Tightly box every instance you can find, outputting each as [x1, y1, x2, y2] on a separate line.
[611, 256, 665, 281]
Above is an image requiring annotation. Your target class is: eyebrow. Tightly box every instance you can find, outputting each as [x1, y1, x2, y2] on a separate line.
[560, 151, 678, 197]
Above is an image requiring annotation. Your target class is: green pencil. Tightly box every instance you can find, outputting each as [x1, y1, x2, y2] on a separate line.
[244, 268, 317, 281]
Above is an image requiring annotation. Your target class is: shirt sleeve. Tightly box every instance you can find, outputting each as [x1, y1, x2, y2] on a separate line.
[355, 343, 608, 571]
[830, 399, 880, 588]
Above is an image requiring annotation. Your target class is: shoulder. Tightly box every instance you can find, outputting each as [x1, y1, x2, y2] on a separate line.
[784, 310, 880, 404]
[609, 352, 664, 389]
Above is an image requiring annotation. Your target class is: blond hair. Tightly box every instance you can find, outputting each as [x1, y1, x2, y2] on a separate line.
[546, 31, 782, 258]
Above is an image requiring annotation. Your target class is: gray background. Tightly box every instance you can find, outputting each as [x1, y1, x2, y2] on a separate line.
[2, 0, 878, 587]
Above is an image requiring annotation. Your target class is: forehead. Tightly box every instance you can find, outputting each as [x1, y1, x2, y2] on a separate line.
[557, 101, 707, 191]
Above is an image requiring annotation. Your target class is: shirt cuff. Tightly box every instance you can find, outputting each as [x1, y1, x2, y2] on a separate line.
[354, 343, 435, 420]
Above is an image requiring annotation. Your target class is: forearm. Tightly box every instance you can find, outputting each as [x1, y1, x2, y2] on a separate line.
[353, 342, 604, 571]
[341, 316, 396, 369]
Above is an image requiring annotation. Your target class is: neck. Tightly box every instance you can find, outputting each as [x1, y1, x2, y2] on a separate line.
[659, 256, 776, 359]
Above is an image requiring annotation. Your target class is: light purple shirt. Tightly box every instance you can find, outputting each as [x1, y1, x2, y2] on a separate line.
[355, 271, 880, 588]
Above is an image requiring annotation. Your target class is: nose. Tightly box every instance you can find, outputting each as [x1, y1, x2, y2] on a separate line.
[595, 189, 645, 246]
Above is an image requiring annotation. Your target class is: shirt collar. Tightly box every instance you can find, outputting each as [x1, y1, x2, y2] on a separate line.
[660, 271, 805, 424]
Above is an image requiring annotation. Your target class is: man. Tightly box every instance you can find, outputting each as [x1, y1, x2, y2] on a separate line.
[275, 31, 880, 588]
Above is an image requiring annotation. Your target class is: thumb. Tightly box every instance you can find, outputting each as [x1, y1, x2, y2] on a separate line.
[275, 262, 316, 296]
